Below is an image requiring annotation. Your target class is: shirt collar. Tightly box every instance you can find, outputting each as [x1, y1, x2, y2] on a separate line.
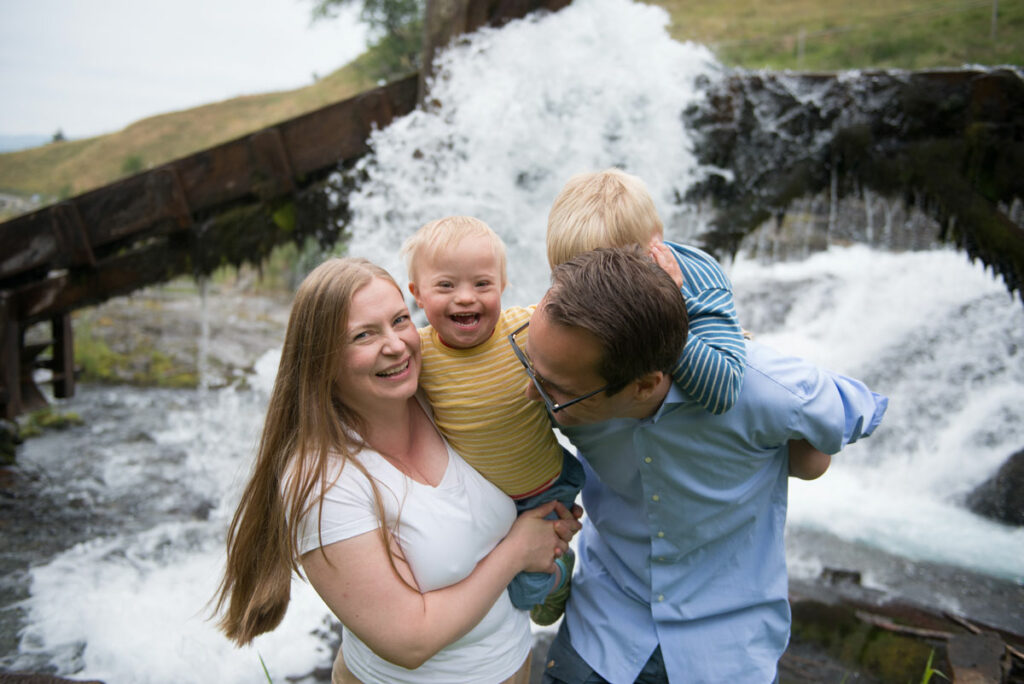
[649, 382, 687, 422]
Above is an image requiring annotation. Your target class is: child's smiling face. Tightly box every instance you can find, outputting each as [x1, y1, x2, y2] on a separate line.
[409, 234, 505, 349]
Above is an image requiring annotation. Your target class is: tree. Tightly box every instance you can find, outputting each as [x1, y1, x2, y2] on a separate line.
[312, 0, 425, 82]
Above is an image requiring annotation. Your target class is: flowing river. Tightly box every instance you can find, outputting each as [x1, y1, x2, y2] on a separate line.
[3, 0, 1023, 681]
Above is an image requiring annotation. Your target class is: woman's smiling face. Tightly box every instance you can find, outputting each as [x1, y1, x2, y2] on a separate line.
[334, 277, 421, 414]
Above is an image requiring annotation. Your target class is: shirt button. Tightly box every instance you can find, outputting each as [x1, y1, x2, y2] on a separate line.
[657, 531, 665, 538]
[658, 594, 665, 602]
[652, 494, 660, 502]
[644, 456, 652, 463]
[658, 557, 665, 562]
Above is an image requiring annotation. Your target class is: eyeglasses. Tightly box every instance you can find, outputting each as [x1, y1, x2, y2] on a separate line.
[507, 321, 611, 414]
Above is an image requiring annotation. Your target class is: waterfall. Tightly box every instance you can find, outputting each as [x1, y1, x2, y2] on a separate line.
[731, 246, 1024, 581]
[339, 0, 719, 306]
[6, 0, 1023, 681]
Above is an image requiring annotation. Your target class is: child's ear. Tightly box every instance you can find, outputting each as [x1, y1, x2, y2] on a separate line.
[408, 282, 423, 307]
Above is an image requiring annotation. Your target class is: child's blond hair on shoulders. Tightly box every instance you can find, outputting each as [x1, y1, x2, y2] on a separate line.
[400, 215, 508, 287]
[546, 168, 664, 269]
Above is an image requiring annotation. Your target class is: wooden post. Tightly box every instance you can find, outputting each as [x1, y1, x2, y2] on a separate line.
[51, 314, 75, 399]
[0, 295, 20, 420]
[419, 0, 472, 104]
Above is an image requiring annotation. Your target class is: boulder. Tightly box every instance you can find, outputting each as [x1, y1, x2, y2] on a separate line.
[967, 448, 1024, 526]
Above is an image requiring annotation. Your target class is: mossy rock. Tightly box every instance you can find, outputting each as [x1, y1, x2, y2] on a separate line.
[790, 600, 945, 683]
[16, 407, 85, 443]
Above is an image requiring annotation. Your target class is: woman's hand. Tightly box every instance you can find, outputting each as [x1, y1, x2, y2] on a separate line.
[507, 501, 581, 573]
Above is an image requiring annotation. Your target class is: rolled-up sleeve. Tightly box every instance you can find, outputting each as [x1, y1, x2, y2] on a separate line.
[745, 343, 888, 455]
[790, 362, 888, 454]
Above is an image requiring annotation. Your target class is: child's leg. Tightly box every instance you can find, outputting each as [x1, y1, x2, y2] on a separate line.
[506, 450, 585, 610]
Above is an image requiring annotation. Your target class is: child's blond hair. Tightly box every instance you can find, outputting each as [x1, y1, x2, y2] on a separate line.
[546, 168, 664, 268]
[401, 215, 508, 286]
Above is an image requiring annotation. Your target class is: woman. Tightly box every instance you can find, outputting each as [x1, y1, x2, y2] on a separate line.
[214, 257, 577, 683]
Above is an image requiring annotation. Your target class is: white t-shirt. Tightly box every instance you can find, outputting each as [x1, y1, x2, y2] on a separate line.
[296, 409, 531, 683]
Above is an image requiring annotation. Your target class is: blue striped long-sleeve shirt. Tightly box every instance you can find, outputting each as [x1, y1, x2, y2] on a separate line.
[665, 241, 746, 414]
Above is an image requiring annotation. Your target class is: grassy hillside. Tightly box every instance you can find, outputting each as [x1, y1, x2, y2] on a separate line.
[0, 58, 377, 211]
[658, 0, 1022, 70]
[1, 0, 1021, 214]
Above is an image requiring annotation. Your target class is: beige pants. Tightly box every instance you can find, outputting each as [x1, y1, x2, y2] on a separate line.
[331, 646, 531, 684]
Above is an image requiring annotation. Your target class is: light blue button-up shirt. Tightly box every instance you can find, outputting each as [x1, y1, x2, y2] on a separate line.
[560, 341, 888, 683]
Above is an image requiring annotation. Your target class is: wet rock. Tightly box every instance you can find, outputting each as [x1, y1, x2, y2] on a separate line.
[788, 599, 942, 684]
[947, 632, 1011, 683]
[684, 68, 1024, 302]
[967, 449, 1024, 526]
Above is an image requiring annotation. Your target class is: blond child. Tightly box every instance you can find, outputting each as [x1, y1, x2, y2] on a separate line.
[547, 168, 831, 478]
[401, 216, 581, 625]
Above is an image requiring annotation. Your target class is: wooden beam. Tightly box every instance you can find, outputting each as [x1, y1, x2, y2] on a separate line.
[0, 295, 20, 420]
[51, 314, 75, 399]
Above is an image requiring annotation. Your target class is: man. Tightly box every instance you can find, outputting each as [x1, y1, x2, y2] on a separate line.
[510, 247, 888, 683]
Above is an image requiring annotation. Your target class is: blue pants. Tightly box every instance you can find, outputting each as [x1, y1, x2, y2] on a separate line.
[505, 449, 585, 609]
[542, 619, 781, 683]
[542, 619, 667, 683]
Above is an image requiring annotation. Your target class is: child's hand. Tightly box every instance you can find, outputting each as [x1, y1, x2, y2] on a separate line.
[649, 238, 684, 289]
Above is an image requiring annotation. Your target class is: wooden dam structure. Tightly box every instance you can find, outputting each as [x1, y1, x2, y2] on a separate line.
[1, 0, 1022, 422]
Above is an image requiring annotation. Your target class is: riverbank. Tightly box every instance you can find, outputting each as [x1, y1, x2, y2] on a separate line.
[2, 283, 1022, 683]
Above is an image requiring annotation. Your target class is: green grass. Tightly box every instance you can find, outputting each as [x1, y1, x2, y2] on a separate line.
[659, 0, 1022, 71]
[1, 0, 1020, 212]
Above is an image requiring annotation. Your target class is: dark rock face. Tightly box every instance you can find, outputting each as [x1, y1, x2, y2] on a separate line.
[684, 67, 1024, 303]
[967, 448, 1024, 526]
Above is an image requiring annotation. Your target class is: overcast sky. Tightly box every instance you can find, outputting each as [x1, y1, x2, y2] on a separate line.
[0, 0, 368, 140]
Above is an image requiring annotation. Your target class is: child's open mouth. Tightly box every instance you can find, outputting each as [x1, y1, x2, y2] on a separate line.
[450, 313, 480, 328]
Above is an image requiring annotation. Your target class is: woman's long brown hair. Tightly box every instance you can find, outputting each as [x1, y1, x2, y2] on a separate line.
[212, 257, 400, 645]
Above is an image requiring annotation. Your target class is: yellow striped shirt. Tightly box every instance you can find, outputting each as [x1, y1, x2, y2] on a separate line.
[418, 306, 563, 498]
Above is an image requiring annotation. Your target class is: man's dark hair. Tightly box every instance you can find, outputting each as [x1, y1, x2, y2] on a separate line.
[543, 246, 688, 392]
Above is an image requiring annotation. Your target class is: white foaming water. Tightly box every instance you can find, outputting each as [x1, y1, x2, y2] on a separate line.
[343, 0, 717, 304]
[11, 0, 1024, 680]
[732, 246, 1024, 583]
[13, 382, 337, 683]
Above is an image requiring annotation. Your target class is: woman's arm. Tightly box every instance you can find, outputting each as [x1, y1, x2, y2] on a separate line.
[302, 500, 576, 670]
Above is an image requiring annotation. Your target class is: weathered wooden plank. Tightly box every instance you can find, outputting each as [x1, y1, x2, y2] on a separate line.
[0, 76, 420, 285]
[9, 244, 190, 326]
[0, 211, 60, 285]
[278, 75, 419, 176]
